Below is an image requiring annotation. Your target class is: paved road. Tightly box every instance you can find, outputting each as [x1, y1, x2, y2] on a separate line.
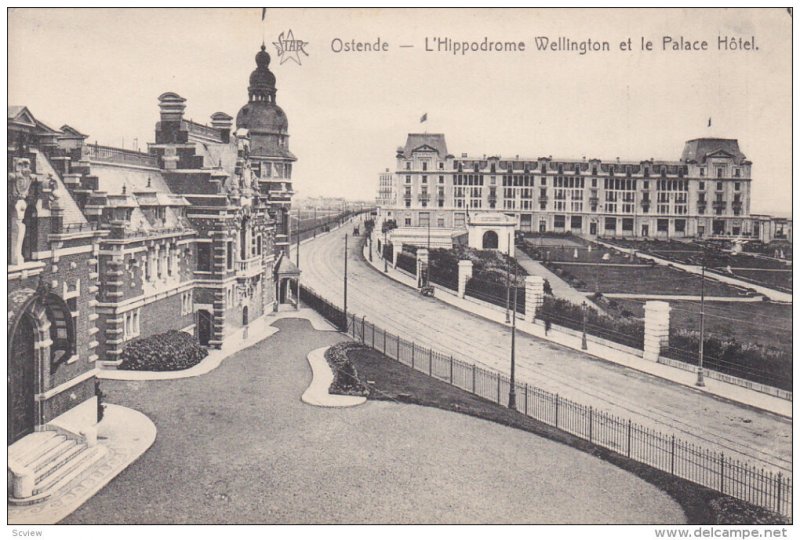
[295, 221, 791, 476]
[63, 319, 683, 524]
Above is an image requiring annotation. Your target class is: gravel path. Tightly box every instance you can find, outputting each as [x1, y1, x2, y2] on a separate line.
[62, 319, 684, 524]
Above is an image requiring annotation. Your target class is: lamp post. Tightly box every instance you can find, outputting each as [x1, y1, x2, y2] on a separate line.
[313, 207, 317, 238]
[369, 234, 373, 262]
[425, 215, 431, 287]
[343, 234, 348, 332]
[383, 230, 388, 273]
[581, 301, 588, 350]
[505, 241, 511, 324]
[508, 263, 518, 410]
[696, 250, 706, 387]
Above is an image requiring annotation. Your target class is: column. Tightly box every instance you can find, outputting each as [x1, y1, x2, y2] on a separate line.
[644, 300, 671, 361]
[525, 275, 545, 322]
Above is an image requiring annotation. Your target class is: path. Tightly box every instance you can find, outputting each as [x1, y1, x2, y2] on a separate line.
[515, 249, 603, 310]
[62, 319, 683, 524]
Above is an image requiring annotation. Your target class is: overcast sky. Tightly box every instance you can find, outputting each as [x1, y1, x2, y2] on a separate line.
[9, 8, 792, 216]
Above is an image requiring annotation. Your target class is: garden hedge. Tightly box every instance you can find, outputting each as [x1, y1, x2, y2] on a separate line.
[119, 330, 208, 371]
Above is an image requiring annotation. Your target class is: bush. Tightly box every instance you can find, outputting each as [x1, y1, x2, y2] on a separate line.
[666, 330, 791, 391]
[119, 330, 208, 371]
[538, 296, 645, 349]
[324, 342, 369, 396]
[396, 251, 417, 275]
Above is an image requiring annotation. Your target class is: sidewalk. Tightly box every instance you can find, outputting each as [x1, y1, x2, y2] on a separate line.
[100, 309, 336, 382]
[595, 240, 792, 303]
[362, 242, 791, 418]
[8, 404, 157, 525]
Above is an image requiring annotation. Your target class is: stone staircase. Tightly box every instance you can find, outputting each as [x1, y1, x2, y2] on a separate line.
[8, 430, 107, 506]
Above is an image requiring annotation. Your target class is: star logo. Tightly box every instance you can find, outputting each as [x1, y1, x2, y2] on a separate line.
[273, 29, 309, 65]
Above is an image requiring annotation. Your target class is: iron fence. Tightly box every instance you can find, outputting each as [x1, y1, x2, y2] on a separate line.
[300, 285, 792, 520]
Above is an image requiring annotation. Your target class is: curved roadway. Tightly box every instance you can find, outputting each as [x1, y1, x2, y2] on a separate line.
[295, 219, 791, 477]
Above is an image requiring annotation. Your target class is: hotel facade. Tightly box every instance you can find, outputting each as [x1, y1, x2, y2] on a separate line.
[382, 133, 790, 243]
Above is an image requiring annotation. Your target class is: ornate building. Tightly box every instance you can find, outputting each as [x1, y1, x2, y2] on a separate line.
[385, 133, 789, 243]
[7, 45, 297, 497]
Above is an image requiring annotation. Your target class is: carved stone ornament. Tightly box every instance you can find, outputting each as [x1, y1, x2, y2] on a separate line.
[9, 157, 34, 201]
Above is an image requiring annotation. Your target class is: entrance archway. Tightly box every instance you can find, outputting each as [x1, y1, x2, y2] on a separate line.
[7, 286, 76, 445]
[8, 313, 36, 444]
[482, 230, 499, 249]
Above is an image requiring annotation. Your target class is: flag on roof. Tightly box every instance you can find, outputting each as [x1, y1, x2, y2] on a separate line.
[420, 113, 427, 123]
[262, 8, 267, 21]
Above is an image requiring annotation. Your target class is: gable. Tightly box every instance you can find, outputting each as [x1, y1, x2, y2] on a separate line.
[8, 106, 37, 128]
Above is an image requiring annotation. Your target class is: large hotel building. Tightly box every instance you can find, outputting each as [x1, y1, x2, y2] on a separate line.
[382, 133, 790, 243]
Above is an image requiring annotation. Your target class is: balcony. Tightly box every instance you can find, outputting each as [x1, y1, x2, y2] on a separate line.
[712, 200, 727, 210]
[418, 193, 431, 202]
[82, 144, 159, 168]
[589, 196, 599, 205]
[538, 195, 548, 204]
[236, 256, 262, 279]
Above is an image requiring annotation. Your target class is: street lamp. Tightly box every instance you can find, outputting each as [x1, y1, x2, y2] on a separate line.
[343, 234, 348, 332]
[508, 262, 518, 410]
[313, 207, 317, 238]
[383, 230, 388, 273]
[696, 250, 706, 387]
[505, 238, 511, 324]
[581, 301, 588, 350]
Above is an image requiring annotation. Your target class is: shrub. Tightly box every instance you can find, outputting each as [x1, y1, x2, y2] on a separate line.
[538, 296, 644, 349]
[324, 342, 369, 396]
[396, 251, 417, 275]
[119, 330, 208, 371]
[666, 329, 791, 391]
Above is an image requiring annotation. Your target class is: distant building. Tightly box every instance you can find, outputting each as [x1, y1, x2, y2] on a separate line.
[376, 168, 394, 207]
[387, 133, 789, 245]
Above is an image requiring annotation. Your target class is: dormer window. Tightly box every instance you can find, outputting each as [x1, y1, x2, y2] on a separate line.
[699, 167, 705, 177]
[406, 162, 411, 170]
[717, 167, 724, 178]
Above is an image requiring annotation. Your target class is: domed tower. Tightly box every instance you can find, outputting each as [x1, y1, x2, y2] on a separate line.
[236, 44, 296, 254]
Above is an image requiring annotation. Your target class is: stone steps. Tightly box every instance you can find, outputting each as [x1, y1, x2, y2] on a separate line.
[8, 430, 107, 506]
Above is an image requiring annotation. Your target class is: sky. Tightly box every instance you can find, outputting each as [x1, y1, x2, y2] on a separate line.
[8, 8, 792, 216]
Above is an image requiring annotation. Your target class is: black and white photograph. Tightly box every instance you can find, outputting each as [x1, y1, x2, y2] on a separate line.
[4, 6, 794, 534]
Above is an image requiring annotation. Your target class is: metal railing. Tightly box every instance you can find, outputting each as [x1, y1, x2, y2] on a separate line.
[299, 284, 792, 520]
[83, 144, 159, 168]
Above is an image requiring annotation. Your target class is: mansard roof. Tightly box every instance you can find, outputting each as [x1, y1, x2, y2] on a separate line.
[680, 138, 748, 165]
[400, 133, 448, 159]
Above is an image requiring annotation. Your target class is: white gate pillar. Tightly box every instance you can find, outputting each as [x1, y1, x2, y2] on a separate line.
[644, 300, 671, 361]
[416, 248, 429, 288]
[525, 275, 545, 321]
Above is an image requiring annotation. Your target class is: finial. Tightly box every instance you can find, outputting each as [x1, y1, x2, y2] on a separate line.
[147, 176, 151, 188]
[122, 184, 127, 194]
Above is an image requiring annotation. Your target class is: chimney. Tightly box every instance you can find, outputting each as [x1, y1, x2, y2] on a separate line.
[211, 112, 234, 143]
[158, 92, 186, 122]
[156, 92, 188, 145]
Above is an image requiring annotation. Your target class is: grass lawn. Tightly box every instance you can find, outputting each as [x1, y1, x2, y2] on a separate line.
[343, 346, 788, 525]
[612, 299, 792, 356]
[549, 263, 754, 297]
[727, 269, 792, 292]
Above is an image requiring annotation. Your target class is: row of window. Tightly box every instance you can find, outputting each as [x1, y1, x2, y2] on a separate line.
[405, 160, 744, 178]
[402, 174, 744, 191]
